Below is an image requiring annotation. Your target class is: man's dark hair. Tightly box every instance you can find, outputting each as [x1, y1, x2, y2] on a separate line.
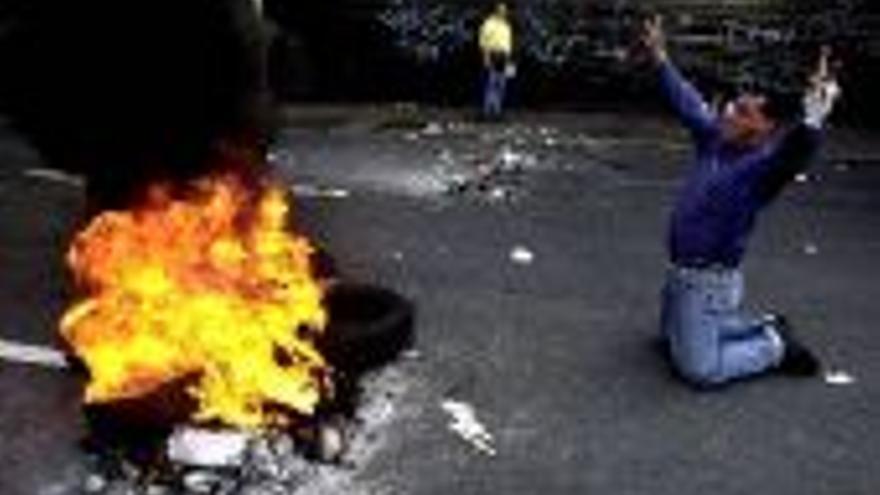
[738, 79, 802, 123]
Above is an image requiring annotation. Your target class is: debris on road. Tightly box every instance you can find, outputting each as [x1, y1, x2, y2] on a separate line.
[422, 122, 444, 137]
[317, 418, 349, 463]
[0, 338, 69, 369]
[498, 146, 537, 172]
[83, 474, 107, 494]
[182, 470, 225, 494]
[291, 184, 351, 199]
[804, 243, 820, 256]
[510, 246, 535, 265]
[489, 187, 508, 201]
[401, 349, 422, 361]
[441, 399, 497, 457]
[167, 427, 253, 468]
[824, 370, 856, 386]
[795, 173, 810, 184]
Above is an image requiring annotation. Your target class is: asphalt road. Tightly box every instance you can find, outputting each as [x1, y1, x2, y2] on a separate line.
[1, 107, 879, 494]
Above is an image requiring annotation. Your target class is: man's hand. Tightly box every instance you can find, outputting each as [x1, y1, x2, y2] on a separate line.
[803, 45, 842, 129]
[640, 14, 668, 64]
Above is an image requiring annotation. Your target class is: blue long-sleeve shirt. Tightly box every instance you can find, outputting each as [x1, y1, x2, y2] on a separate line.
[659, 61, 822, 268]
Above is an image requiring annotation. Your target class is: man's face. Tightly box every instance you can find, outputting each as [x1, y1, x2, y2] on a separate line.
[719, 93, 776, 147]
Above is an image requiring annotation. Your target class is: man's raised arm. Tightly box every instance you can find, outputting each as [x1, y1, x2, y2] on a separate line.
[755, 47, 842, 203]
[641, 15, 717, 139]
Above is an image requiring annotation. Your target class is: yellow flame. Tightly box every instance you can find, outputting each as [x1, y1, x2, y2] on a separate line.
[61, 173, 329, 428]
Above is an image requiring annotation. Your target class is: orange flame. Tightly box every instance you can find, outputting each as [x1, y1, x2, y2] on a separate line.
[61, 169, 329, 428]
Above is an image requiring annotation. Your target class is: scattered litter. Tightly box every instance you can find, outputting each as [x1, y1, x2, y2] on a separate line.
[422, 122, 444, 137]
[22, 168, 85, 187]
[291, 184, 350, 199]
[441, 400, 497, 456]
[182, 470, 224, 494]
[477, 163, 495, 178]
[498, 147, 537, 171]
[266, 150, 293, 165]
[489, 187, 508, 201]
[317, 420, 348, 463]
[510, 246, 535, 265]
[445, 174, 469, 194]
[167, 427, 253, 468]
[824, 370, 856, 386]
[437, 149, 455, 165]
[83, 474, 107, 494]
[0, 338, 68, 369]
[500, 147, 522, 169]
[803, 243, 820, 256]
[401, 349, 422, 361]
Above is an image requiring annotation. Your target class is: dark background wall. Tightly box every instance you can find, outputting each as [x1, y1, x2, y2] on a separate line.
[266, 0, 879, 126]
[0, 0, 878, 165]
[0, 0, 268, 207]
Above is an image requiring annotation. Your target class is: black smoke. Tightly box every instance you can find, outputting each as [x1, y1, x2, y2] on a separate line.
[0, 0, 267, 208]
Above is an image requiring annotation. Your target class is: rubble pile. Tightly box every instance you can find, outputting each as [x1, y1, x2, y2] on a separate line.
[79, 363, 418, 495]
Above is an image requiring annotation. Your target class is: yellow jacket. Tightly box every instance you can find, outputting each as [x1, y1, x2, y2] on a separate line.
[479, 15, 513, 55]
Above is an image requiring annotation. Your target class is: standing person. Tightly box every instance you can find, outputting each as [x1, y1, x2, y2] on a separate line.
[479, 3, 514, 119]
[641, 16, 842, 387]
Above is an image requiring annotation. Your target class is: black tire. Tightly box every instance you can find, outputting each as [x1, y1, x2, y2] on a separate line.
[319, 283, 415, 377]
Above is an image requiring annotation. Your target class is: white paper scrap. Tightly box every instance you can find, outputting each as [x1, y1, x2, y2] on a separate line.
[510, 246, 535, 265]
[824, 370, 856, 386]
[441, 399, 497, 456]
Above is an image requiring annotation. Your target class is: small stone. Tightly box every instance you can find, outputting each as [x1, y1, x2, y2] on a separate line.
[145, 484, 171, 495]
[167, 427, 252, 468]
[270, 434, 296, 458]
[83, 474, 107, 493]
[401, 349, 422, 360]
[318, 422, 347, 463]
[422, 122, 443, 136]
[489, 187, 508, 201]
[103, 480, 136, 495]
[183, 471, 222, 494]
[803, 243, 820, 256]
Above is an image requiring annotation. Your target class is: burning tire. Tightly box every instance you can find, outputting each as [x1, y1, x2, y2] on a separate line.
[320, 283, 415, 377]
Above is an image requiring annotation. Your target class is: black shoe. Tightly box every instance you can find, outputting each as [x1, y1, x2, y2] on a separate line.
[768, 314, 821, 376]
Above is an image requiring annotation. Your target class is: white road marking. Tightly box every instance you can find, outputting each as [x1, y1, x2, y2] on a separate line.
[0, 338, 69, 369]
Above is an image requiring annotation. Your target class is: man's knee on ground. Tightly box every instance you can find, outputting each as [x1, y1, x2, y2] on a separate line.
[673, 355, 728, 388]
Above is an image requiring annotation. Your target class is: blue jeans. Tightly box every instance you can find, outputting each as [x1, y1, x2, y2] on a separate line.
[483, 67, 507, 118]
[661, 266, 784, 386]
